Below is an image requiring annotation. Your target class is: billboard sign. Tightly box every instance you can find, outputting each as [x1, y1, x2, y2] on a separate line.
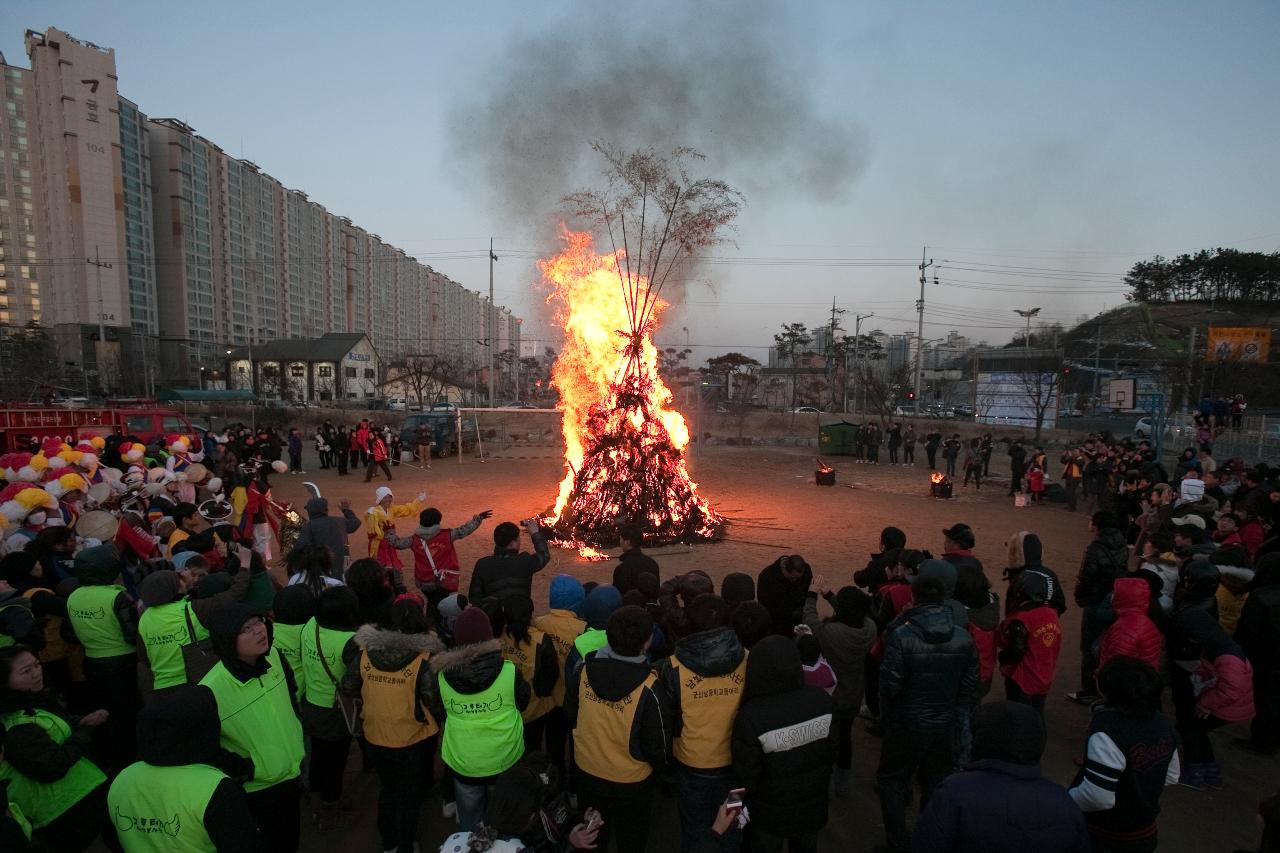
[1207, 327, 1270, 363]
[975, 372, 1058, 430]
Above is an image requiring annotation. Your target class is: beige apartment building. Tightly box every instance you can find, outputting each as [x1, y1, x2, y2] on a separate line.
[0, 26, 521, 399]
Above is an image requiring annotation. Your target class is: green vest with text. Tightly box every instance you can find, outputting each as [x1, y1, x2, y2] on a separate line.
[573, 628, 608, 660]
[299, 618, 354, 710]
[272, 621, 306, 704]
[438, 661, 523, 777]
[0, 708, 106, 829]
[138, 601, 207, 690]
[67, 585, 135, 659]
[199, 647, 304, 792]
[107, 762, 224, 853]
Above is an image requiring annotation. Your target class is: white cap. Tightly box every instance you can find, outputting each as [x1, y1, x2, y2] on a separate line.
[375, 486, 393, 504]
[1171, 514, 1206, 530]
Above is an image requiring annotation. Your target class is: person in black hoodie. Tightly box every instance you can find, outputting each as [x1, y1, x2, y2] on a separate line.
[757, 554, 813, 636]
[1068, 512, 1131, 705]
[612, 523, 661, 595]
[658, 594, 748, 853]
[854, 527, 909, 594]
[731, 634, 836, 853]
[1003, 532, 1067, 616]
[876, 575, 980, 853]
[469, 520, 551, 603]
[107, 684, 259, 851]
[1008, 439, 1028, 496]
[565, 605, 671, 853]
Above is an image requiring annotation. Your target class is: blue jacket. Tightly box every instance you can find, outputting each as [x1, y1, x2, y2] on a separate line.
[912, 759, 1089, 853]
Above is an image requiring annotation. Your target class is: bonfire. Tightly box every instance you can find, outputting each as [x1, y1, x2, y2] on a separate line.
[539, 145, 741, 552]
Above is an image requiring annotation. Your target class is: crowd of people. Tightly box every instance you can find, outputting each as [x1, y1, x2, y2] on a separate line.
[0, 423, 1277, 853]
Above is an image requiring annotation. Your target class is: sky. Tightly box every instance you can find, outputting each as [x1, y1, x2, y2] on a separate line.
[5, 0, 1279, 365]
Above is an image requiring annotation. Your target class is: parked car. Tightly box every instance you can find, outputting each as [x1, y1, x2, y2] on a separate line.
[793, 406, 823, 414]
[952, 405, 974, 418]
[1134, 415, 1193, 439]
[386, 397, 407, 412]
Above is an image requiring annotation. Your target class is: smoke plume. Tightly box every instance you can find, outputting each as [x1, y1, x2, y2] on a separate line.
[448, 2, 867, 225]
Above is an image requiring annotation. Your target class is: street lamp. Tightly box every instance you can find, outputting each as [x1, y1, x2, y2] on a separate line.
[1014, 308, 1041, 353]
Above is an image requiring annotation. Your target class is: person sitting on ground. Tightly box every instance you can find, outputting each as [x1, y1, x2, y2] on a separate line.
[612, 523, 660, 595]
[912, 701, 1089, 853]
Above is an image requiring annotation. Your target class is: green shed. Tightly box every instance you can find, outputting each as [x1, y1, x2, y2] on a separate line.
[819, 421, 861, 455]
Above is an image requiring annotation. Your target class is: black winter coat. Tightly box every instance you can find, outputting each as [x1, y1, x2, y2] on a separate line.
[1235, 581, 1280, 667]
[879, 604, 980, 732]
[731, 636, 835, 836]
[612, 548, 661, 594]
[1074, 529, 1130, 607]
[469, 539, 551, 603]
[757, 558, 812, 636]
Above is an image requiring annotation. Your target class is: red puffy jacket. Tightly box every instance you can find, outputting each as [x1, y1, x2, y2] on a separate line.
[1098, 577, 1163, 674]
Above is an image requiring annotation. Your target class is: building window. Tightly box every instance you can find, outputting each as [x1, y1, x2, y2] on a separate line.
[344, 367, 356, 378]
[289, 364, 305, 378]
[317, 365, 332, 378]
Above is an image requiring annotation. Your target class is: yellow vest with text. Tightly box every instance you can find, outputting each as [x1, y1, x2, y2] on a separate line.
[107, 762, 224, 853]
[501, 629, 556, 722]
[534, 610, 585, 706]
[672, 654, 748, 769]
[359, 650, 438, 748]
[574, 669, 658, 784]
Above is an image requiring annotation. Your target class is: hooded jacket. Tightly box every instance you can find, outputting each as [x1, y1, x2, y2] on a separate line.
[943, 551, 991, 610]
[1098, 578, 1163, 674]
[288, 497, 361, 569]
[880, 603, 980, 732]
[658, 627, 746, 767]
[342, 625, 444, 735]
[1005, 535, 1067, 615]
[730, 635, 835, 836]
[802, 593, 876, 715]
[913, 702, 1089, 853]
[1195, 639, 1255, 722]
[1074, 528, 1130, 608]
[997, 572, 1063, 695]
[468, 528, 551, 604]
[67, 544, 138, 657]
[426, 638, 531, 726]
[563, 643, 671, 789]
[108, 685, 259, 852]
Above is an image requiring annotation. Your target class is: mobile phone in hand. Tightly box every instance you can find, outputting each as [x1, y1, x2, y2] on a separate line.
[584, 809, 602, 832]
[725, 788, 745, 815]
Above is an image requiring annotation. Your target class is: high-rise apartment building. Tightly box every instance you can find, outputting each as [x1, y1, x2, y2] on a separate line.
[2, 26, 522, 397]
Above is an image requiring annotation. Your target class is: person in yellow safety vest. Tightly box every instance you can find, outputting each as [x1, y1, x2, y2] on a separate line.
[427, 606, 529, 833]
[199, 604, 305, 853]
[107, 684, 259, 852]
[657, 594, 749, 853]
[533, 575, 586, 774]
[498, 595, 560, 752]
[298, 586, 360, 832]
[64, 544, 140, 775]
[0, 646, 110, 853]
[565, 605, 672, 853]
[363, 486, 425, 568]
[340, 597, 444, 853]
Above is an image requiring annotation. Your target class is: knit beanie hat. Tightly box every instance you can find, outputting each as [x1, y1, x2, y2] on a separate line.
[549, 574, 586, 617]
[914, 559, 958, 598]
[453, 605, 494, 646]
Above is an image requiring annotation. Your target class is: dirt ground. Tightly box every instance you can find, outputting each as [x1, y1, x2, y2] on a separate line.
[248, 445, 1271, 852]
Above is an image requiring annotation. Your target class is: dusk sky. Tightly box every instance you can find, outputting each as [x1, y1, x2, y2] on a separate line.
[6, 0, 1278, 363]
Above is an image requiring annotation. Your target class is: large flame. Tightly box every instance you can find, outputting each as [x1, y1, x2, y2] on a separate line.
[539, 228, 722, 549]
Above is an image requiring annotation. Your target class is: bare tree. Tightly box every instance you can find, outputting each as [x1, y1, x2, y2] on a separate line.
[564, 144, 743, 379]
[384, 354, 463, 409]
[853, 362, 914, 428]
[1017, 358, 1063, 441]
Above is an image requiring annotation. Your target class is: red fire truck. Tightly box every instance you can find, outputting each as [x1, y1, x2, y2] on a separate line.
[0, 403, 199, 454]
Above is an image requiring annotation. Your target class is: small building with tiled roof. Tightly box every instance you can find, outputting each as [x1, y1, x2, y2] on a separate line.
[226, 333, 380, 402]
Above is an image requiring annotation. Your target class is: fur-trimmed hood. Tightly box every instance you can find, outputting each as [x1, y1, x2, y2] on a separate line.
[354, 624, 444, 671]
[429, 638, 505, 695]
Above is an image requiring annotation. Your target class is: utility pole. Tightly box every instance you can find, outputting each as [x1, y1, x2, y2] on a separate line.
[1186, 327, 1197, 412]
[1014, 307, 1041, 354]
[913, 247, 933, 414]
[87, 246, 113, 395]
[827, 297, 846, 411]
[488, 238, 498, 408]
[1093, 323, 1102, 411]
[852, 311, 873, 414]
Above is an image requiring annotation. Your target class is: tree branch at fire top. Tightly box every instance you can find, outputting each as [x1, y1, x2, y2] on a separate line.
[564, 143, 744, 368]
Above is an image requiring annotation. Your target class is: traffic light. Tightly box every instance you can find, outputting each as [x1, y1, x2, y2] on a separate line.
[907, 391, 916, 400]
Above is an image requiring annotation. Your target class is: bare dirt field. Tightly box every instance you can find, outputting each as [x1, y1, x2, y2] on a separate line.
[253, 444, 1270, 853]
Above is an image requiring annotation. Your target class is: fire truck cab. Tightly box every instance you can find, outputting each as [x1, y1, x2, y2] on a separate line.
[0, 403, 198, 454]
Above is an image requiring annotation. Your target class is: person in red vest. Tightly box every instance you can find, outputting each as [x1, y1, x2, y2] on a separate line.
[388, 506, 493, 599]
[364, 431, 393, 483]
[352, 421, 372, 470]
[996, 569, 1063, 716]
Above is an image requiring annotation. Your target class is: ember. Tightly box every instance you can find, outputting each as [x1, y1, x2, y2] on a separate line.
[539, 229, 725, 551]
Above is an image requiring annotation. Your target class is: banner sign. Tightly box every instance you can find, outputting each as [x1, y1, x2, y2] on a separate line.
[1207, 327, 1270, 363]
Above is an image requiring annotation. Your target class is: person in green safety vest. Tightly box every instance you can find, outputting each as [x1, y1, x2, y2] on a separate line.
[65, 544, 140, 775]
[200, 604, 305, 853]
[108, 683, 258, 852]
[0, 646, 111, 852]
[298, 585, 360, 832]
[562, 585, 622, 683]
[271, 585, 317, 704]
[427, 605, 530, 833]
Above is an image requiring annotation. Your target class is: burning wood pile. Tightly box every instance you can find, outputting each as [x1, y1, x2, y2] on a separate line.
[930, 472, 954, 499]
[539, 230, 724, 550]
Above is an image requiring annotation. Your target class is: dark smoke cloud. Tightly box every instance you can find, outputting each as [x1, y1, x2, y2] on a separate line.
[448, 2, 868, 225]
